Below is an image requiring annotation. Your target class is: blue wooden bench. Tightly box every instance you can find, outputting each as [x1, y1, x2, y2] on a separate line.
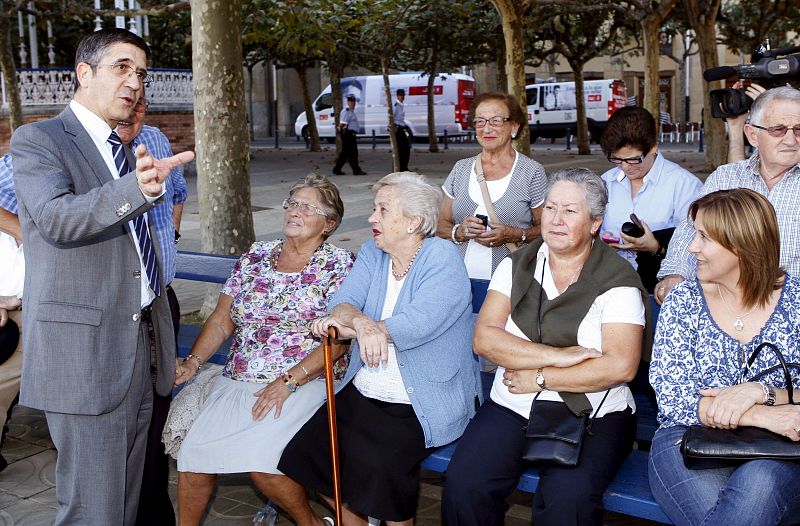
[174, 250, 670, 524]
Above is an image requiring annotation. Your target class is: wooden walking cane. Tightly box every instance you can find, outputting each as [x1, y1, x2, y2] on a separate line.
[323, 326, 343, 525]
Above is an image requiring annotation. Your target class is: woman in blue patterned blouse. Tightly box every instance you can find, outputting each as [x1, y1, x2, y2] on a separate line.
[649, 188, 800, 526]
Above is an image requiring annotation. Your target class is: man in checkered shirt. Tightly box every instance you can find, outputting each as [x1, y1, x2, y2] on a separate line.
[655, 86, 800, 304]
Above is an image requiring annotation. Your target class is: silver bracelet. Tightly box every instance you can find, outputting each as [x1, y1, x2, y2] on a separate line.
[451, 223, 464, 245]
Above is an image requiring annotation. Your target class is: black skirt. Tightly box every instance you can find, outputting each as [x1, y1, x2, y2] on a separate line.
[278, 382, 433, 521]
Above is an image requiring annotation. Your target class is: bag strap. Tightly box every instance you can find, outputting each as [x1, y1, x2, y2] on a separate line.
[474, 155, 518, 253]
[586, 389, 611, 435]
[746, 342, 792, 404]
[745, 342, 794, 404]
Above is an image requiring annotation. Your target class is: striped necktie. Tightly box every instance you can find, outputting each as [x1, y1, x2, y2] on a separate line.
[107, 131, 161, 297]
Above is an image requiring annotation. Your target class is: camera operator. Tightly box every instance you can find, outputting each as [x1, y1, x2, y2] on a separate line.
[655, 86, 800, 304]
[726, 82, 767, 163]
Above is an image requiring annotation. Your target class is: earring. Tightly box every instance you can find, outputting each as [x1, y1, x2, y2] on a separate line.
[407, 226, 414, 234]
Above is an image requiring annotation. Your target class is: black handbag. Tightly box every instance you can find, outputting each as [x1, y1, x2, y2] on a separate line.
[681, 342, 800, 469]
[523, 389, 610, 467]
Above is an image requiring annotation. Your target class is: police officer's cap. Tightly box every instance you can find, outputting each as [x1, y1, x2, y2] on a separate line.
[346, 94, 356, 101]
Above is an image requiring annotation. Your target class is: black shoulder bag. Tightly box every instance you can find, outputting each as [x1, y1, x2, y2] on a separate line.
[522, 258, 610, 467]
[681, 342, 800, 469]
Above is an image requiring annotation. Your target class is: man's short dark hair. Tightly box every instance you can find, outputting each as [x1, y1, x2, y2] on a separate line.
[75, 28, 151, 71]
[396, 88, 405, 96]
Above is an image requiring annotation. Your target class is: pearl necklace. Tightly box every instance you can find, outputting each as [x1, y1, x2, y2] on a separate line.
[717, 283, 755, 331]
[392, 241, 424, 279]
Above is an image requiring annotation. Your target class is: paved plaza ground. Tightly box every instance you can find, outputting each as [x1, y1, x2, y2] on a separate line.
[0, 139, 709, 524]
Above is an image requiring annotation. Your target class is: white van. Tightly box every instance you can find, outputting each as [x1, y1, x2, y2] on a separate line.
[526, 79, 626, 143]
[295, 72, 476, 141]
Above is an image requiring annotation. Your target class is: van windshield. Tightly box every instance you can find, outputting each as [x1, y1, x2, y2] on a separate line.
[315, 93, 333, 112]
[526, 88, 537, 106]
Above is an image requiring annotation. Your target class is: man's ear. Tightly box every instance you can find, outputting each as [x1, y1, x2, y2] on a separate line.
[743, 123, 759, 150]
[75, 62, 93, 89]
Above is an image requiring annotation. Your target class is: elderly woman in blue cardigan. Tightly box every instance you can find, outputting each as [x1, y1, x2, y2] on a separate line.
[275, 171, 479, 526]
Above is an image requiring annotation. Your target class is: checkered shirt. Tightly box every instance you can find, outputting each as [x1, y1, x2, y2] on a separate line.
[659, 152, 800, 279]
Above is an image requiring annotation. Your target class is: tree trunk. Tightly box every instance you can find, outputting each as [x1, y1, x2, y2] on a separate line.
[328, 62, 344, 156]
[490, 0, 530, 155]
[685, 0, 725, 169]
[426, 42, 439, 153]
[641, 15, 662, 119]
[247, 65, 254, 141]
[191, 0, 255, 316]
[570, 60, 590, 155]
[381, 56, 399, 172]
[0, 4, 23, 132]
[297, 64, 321, 152]
[495, 43, 507, 93]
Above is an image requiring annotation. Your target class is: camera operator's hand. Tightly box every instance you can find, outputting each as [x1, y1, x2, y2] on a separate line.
[727, 82, 766, 163]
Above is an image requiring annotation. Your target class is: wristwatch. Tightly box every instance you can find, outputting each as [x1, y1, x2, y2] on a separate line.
[762, 382, 776, 406]
[536, 368, 547, 391]
[518, 228, 528, 247]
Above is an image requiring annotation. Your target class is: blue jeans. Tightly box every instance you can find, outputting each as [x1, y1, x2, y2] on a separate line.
[648, 425, 800, 526]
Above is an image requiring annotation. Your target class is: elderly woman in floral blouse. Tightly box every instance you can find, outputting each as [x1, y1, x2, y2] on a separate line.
[172, 174, 354, 525]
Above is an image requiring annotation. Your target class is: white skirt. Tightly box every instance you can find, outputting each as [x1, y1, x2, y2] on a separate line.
[177, 375, 327, 474]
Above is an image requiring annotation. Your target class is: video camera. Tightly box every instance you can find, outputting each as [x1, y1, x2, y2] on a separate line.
[704, 41, 800, 118]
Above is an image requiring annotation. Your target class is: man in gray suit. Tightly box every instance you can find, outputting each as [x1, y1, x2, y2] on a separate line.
[10, 28, 194, 525]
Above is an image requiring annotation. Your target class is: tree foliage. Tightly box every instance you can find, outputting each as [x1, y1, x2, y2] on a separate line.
[719, 0, 800, 57]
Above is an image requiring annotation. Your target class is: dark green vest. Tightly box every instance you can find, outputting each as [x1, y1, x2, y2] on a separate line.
[509, 238, 651, 415]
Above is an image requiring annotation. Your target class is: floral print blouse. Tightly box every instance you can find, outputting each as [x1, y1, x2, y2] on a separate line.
[649, 275, 800, 428]
[220, 240, 355, 383]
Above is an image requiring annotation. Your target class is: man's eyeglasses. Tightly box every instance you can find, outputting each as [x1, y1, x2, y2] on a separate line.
[282, 199, 326, 217]
[749, 123, 800, 138]
[93, 62, 152, 88]
[607, 152, 654, 165]
[473, 116, 511, 128]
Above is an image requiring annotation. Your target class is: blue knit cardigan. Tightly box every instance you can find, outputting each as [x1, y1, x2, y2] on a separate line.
[330, 236, 479, 447]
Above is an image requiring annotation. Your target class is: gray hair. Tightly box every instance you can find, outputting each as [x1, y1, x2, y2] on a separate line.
[288, 173, 345, 238]
[749, 85, 800, 126]
[545, 168, 607, 220]
[372, 172, 442, 237]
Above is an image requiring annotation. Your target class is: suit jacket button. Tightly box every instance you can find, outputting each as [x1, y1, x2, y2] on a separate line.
[133, 270, 141, 278]
[132, 313, 141, 321]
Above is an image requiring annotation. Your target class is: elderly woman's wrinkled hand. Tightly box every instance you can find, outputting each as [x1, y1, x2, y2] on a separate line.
[353, 316, 388, 368]
[312, 315, 356, 340]
[174, 358, 199, 387]
[476, 220, 516, 248]
[699, 383, 764, 429]
[252, 378, 292, 420]
[461, 215, 487, 240]
[503, 369, 538, 394]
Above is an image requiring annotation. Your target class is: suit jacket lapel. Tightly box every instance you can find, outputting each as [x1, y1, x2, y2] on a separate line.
[59, 107, 114, 187]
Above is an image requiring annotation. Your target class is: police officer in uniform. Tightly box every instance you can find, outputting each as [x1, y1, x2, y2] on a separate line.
[393, 88, 411, 172]
[333, 94, 366, 176]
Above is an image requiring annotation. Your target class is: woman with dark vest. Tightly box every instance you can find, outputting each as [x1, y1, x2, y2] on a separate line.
[442, 168, 648, 526]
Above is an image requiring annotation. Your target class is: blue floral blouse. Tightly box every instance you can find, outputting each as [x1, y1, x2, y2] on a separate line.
[220, 240, 355, 383]
[650, 275, 800, 427]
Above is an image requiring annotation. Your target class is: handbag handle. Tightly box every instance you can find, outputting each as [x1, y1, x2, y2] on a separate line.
[745, 342, 794, 404]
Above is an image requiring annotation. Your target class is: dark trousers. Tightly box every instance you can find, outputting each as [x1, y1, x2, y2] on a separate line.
[395, 125, 410, 171]
[334, 130, 361, 172]
[134, 285, 180, 526]
[442, 399, 636, 526]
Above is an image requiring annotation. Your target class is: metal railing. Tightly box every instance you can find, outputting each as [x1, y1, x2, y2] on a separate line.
[1, 67, 193, 108]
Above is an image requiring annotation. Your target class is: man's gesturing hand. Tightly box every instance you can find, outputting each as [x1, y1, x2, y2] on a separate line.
[135, 143, 195, 197]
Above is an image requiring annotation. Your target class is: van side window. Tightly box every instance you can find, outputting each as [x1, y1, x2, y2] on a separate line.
[315, 93, 333, 112]
[526, 88, 538, 107]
